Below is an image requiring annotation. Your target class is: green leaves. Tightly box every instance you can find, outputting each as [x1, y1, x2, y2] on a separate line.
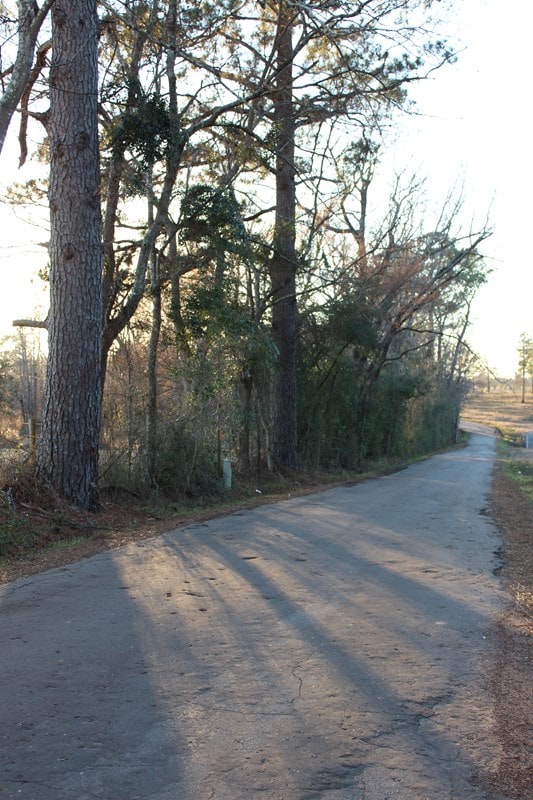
[179, 184, 247, 248]
[110, 87, 176, 169]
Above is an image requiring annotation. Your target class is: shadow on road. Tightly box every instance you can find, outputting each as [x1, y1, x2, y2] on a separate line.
[0, 433, 505, 799]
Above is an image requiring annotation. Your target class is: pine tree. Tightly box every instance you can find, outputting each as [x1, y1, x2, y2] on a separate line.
[36, 0, 103, 509]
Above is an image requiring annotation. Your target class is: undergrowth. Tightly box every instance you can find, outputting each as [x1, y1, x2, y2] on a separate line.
[0, 441, 463, 566]
[0, 501, 40, 558]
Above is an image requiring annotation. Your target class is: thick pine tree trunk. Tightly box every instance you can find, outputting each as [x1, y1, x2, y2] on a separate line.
[269, 2, 297, 469]
[37, 0, 103, 510]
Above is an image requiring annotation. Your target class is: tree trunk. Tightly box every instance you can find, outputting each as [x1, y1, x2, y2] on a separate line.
[37, 0, 103, 510]
[238, 367, 253, 472]
[269, 2, 297, 469]
[145, 275, 161, 486]
[145, 191, 161, 488]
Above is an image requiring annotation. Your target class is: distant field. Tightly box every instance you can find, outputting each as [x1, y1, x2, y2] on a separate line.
[462, 390, 533, 441]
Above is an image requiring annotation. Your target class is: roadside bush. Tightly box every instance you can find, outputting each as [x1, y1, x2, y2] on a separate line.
[0, 507, 40, 557]
[402, 391, 460, 455]
[0, 484, 41, 558]
[151, 421, 223, 498]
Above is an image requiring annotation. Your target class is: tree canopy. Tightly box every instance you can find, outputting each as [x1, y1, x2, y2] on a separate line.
[1, 0, 492, 505]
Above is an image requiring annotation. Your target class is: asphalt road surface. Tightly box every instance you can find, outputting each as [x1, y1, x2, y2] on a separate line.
[1, 427, 509, 800]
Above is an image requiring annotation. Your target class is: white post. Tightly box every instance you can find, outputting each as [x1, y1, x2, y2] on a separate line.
[222, 457, 232, 489]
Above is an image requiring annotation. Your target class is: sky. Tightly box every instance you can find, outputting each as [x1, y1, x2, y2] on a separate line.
[0, 0, 531, 377]
[381, 0, 533, 377]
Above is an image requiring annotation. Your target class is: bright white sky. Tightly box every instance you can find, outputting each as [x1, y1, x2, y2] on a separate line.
[382, 0, 533, 377]
[0, 0, 531, 377]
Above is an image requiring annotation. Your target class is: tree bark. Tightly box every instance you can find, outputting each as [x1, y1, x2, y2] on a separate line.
[145, 191, 161, 488]
[37, 0, 103, 510]
[269, 1, 297, 469]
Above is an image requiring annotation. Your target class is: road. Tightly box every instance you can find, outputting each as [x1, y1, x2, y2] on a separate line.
[1, 427, 508, 800]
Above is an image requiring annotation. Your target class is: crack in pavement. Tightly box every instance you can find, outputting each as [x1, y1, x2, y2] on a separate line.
[0, 430, 507, 799]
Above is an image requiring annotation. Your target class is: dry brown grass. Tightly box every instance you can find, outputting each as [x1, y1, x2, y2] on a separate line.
[464, 390, 532, 798]
[464, 390, 533, 618]
[463, 390, 533, 439]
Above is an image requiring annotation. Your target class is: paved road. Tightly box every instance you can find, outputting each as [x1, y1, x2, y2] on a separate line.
[1, 428, 508, 800]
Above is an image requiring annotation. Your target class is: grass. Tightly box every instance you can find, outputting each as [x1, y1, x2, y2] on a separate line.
[464, 389, 533, 506]
[45, 536, 92, 552]
[504, 460, 533, 503]
[462, 389, 533, 439]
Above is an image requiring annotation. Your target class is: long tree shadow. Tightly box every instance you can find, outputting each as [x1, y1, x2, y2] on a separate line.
[135, 443, 502, 797]
[0, 550, 187, 800]
[0, 434, 503, 799]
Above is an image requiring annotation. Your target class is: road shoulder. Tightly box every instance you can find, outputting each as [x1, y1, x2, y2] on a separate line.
[487, 459, 532, 797]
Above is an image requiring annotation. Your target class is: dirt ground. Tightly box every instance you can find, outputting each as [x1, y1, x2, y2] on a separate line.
[463, 393, 532, 798]
[483, 456, 532, 797]
[0, 395, 531, 798]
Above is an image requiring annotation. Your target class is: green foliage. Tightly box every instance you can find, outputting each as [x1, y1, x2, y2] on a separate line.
[2, 0, 487, 503]
[181, 184, 242, 232]
[150, 421, 223, 499]
[359, 371, 429, 461]
[181, 286, 229, 338]
[298, 356, 461, 470]
[174, 182, 269, 354]
[180, 284, 263, 345]
[110, 84, 179, 169]
[297, 292, 463, 470]
[100, 413, 224, 500]
[517, 333, 533, 372]
[401, 391, 459, 455]
[324, 296, 380, 354]
[0, 503, 39, 558]
[179, 184, 248, 256]
[297, 296, 381, 468]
